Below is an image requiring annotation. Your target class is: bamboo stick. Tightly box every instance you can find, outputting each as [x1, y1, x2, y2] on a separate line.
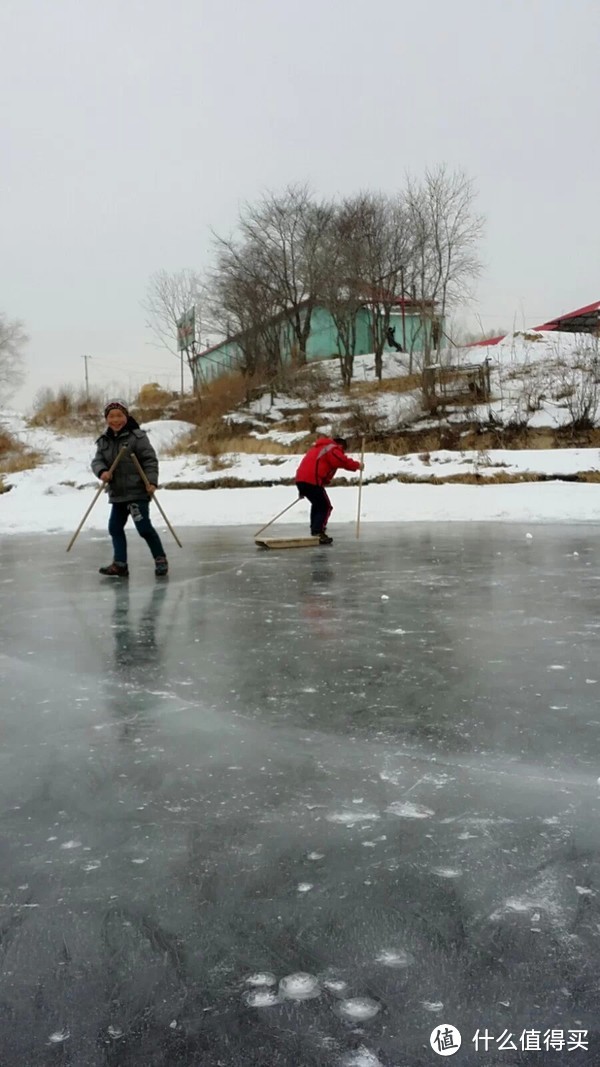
[254, 496, 301, 538]
[66, 446, 128, 552]
[355, 436, 365, 539]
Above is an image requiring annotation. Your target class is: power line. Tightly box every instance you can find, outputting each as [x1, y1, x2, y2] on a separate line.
[90, 357, 176, 374]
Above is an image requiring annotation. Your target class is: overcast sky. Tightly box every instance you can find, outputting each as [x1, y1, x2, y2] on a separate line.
[2, 0, 599, 408]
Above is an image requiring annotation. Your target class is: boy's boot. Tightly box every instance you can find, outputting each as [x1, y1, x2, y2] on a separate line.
[99, 561, 129, 577]
[154, 556, 169, 577]
[318, 532, 333, 545]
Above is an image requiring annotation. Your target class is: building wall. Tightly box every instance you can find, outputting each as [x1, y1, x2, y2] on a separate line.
[193, 305, 438, 385]
[387, 310, 438, 352]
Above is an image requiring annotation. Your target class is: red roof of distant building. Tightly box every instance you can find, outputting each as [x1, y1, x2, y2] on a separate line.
[465, 299, 600, 348]
[533, 300, 600, 331]
[468, 334, 505, 347]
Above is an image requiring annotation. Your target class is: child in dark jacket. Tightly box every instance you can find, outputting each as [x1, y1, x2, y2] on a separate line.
[91, 399, 168, 577]
[295, 436, 363, 544]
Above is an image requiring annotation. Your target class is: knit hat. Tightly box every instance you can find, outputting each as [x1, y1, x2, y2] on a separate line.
[104, 399, 129, 418]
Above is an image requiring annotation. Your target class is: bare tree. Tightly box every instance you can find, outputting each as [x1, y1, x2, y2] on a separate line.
[405, 166, 484, 368]
[143, 269, 210, 393]
[209, 243, 283, 381]
[0, 313, 27, 402]
[342, 192, 412, 380]
[553, 335, 600, 432]
[214, 184, 335, 366]
[319, 201, 369, 387]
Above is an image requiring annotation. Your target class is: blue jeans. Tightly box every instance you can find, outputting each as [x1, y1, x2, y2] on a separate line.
[108, 501, 166, 564]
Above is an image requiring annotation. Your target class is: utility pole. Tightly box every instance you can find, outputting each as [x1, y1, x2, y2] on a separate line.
[81, 354, 91, 399]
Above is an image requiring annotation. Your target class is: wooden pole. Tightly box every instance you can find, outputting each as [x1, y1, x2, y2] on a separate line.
[66, 446, 128, 552]
[130, 452, 183, 548]
[254, 496, 301, 538]
[355, 436, 365, 539]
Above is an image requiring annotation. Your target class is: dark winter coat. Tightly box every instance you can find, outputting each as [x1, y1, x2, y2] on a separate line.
[91, 419, 159, 504]
[295, 437, 361, 487]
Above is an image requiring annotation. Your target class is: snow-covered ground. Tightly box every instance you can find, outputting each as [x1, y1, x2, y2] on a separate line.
[2, 330, 600, 536]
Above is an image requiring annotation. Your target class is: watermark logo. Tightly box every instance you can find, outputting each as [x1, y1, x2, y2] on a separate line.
[431, 1024, 462, 1056]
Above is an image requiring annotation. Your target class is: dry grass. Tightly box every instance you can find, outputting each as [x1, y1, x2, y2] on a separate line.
[161, 468, 600, 491]
[166, 425, 300, 458]
[29, 385, 104, 433]
[0, 451, 44, 475]
[0, 427, 44, 476]
[170, 371, 268, 425]
[162, 477, 297, 491]
[219, 435, 296, 454]
[350, 373, 422, 397]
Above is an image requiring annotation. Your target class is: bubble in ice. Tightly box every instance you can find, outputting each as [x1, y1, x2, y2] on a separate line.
[60, 840, 82, 850]
[245, 972, 277, 987]
[335, 997, 381, 1021]
[297, 882, 313, 893]
[430, 866, 462, 879]
[380, 594, 389, 600]
[327, 810, 380, 826]
[307, 851, 324, 860]
[526, 532, 533, 539]
[243, 988, 280, 1007]
[279, 972, 321, 1000]
[340, 1048, 383, 1067]
[48, 1029, 70, 1043]
[107, 1025, 124, 1039]
[322, 977, 349, 995]
[386, 800, 434, 819]
[421, 1000, 444, 1012]
[375, 948, 414, 968]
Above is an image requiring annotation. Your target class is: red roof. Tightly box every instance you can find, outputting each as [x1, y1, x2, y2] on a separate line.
[533, 300, 600, 331]
[468, 334, 505, 347]
[466, 299, 600, 348]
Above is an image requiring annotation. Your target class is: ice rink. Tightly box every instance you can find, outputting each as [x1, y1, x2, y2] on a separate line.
[1, 523, 599, 1066]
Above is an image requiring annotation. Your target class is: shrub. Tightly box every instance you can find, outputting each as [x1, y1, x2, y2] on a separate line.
[0, 425, 43, 474]
[29, 385, 103, 431]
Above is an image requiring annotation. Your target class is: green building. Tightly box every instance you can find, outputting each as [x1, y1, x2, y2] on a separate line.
[193, 298, 439, 385]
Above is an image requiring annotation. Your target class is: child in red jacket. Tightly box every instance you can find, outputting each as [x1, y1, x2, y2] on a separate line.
[295, 436, 363, 544]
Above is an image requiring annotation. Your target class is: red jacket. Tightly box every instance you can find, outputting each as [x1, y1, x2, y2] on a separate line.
[295, 437, 361, 487]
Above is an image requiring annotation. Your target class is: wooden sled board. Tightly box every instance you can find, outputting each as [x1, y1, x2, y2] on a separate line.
[255, 536, 320, 550]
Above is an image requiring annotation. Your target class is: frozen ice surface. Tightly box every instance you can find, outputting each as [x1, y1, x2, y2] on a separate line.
[2, 523, 600, 1066]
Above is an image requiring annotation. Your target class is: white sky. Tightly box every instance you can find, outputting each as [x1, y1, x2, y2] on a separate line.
[2, 0, 599, 408]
